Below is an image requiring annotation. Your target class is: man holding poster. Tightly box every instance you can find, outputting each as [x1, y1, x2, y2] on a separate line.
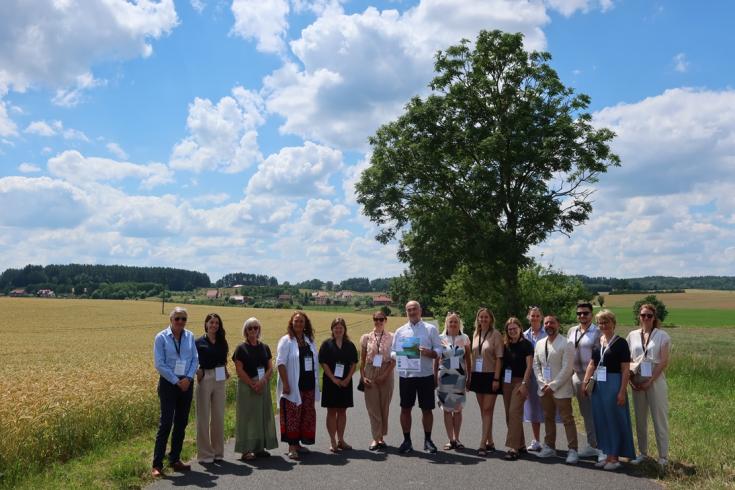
[391, 300, 443, 454]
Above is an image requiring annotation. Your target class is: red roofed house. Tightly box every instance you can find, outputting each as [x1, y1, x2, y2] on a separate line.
[206, 289, 219, 299]
[373, 294, 392, 306]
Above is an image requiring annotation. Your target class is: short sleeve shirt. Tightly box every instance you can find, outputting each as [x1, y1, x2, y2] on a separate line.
[627, 328, 671, 364]
[590, 336, 631, 374]
[319, 338, 359, 379]
[503, 338, 534, 378]
[232, 342, 272, 378]
[360, 330, 393, 364]
[472, 329, 504, 373]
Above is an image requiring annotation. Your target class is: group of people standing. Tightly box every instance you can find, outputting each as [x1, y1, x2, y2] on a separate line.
[150, 300, 671, 477]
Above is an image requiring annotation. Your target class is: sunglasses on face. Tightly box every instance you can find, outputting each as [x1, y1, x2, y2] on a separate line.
[640, 313, 654, 319]
[173, 317, 187, 322]
[576, 311, 590, 317]
[373, 318, 386, 322]
[246, 326, 260, 331]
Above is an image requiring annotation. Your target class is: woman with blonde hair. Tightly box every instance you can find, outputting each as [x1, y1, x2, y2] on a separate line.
[469, 307, 503, 456]
[434, 312, 471, 450]
[501, 317, 534, 460]
[582, 310, 635, 470]
[626, 303, 671, 467]
[232, 317, 277, 460]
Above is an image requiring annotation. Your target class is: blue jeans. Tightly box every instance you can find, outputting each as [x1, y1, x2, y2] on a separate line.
[152, 377, 193, 468]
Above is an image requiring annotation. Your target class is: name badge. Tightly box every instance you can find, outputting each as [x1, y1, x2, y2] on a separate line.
[304, 357, 313, 372]
[474, 358, 484, 372]
[334, 363, 345, 378]
[372, 354, 383, 367]
[215, 366, 226, 381]
[257, 367, 266, 380]
[596, 366, 607, 382]
[174, 360, 186, 376]
[450, 356, 460, 370]
[640, 361, 653, 377]
[504, 368, 512, 384]
[543, 366, 552, 382]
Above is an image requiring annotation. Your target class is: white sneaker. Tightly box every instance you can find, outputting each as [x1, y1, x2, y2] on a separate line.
[594, 459, 607, 468]
[565, 449, 579, 464]
[527, 440, 542, 452]
[578, 446, 600, 458]
[598, 452, 607, 462]
[537, 445, 556, 458]
[658, 458, 668, 467]
[630, 454, 647, 465]
[603, 461, 621, 471]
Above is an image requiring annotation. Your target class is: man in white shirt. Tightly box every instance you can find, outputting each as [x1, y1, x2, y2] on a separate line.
[567, 302, 602, 460]
[391, 300, 443, 454]
[533, 314, 578, 464]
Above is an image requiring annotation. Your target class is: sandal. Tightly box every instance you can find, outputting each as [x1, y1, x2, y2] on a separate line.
[329, 445, 340, 453]
[504, 451, 518, 461]
[287, 450, 300, 460]
[369, 442, 379, 451]
[455, 441, 465, 449]
[477, 448, 487, 457]
[337, 441, 352, 450]
[444, 441, 456, 450]
[486, 443, 496, 452]
[240, 452, 256, 461]
[377, 441, 387, 449]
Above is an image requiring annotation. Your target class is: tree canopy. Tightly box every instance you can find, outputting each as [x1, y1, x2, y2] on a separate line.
[356, 30, 619, 319]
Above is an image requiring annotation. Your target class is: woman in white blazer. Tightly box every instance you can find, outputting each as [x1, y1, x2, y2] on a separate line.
[276, 311, 321, 460]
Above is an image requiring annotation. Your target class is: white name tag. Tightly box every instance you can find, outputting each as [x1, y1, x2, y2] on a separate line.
[640, 361, 653, 377]
[372, 354, 383, 367]
[543, 366, 552, 382]
[450, 356, 460, 370]
[215, 366, 226, 381]
[474, 358, 484, 372]
[504, 368, 512, 384]
[304, 357, 313, 372]
[596, 366, 607, 382]
[257, 367, 266, 380]
[334, 363, 345, 378]
[174, 360, 186, 376]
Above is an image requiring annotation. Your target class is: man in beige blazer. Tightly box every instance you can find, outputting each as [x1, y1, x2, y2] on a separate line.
[532, 314, 578, 464]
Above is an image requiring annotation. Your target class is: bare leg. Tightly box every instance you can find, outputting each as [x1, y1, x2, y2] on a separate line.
[336, 408, 348, 445]
[400, 407, 412, 433]
[421, 409, 433, 433]
[326, 408, 338, 448]
[453, 411, 463, 442]
[443, 411, 454, 442]
[485, 395, 498, 446]
[532, 422, 541, 442]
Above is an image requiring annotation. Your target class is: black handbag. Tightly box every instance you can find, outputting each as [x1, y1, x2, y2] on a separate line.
[357, 378, 365, 392]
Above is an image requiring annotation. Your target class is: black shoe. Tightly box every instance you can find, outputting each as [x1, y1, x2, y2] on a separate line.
[377, 441, 387, 449]
[399, 440, 413, 454]
[424, 439, 437, 454]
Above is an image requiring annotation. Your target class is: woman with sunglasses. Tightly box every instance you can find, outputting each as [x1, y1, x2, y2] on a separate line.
[359, 311, 395, 450]
[195, 313, 229, 463]
[626, 304, 672, 467]
[435, 312, 471, 450]
[232, 317, 278, 461]
[501, 317, 534, 460]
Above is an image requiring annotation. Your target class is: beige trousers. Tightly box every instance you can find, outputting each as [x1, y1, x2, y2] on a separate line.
[363, 364, 394, 440]
[196, 369, 226, 461]
[572, 371, 597, 448]
[540, 393, 578, 451]
[631, 374, 669, 459]
[502, 378, 527, 450]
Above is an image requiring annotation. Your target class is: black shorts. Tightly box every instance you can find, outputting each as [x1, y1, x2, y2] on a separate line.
[399, 375, 436, 410]
[469, 372, 502, 395]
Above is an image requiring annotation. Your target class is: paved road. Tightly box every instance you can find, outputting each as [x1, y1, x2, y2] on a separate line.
[149, 374, 660, 490]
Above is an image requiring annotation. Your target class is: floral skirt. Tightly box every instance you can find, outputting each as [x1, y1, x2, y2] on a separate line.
[280, 390, 316, 445]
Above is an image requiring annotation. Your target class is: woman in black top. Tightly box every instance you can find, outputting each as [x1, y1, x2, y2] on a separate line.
[500, 317, 534, 460]
[582, 310, 635, 470]
[195, 313, 229, 463]
[319, 317, 358, 452]
[232, 317, 278, 460]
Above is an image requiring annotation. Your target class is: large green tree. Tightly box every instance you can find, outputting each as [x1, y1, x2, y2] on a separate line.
[356, 30, 619, 319]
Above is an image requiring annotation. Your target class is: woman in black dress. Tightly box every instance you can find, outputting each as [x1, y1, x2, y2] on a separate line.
[319, 317, 358, 452]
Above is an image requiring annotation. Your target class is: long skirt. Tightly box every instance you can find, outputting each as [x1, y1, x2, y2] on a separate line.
[591, 373, 636, 458]
[280, 390, 316, 445]
[234, 380, 278, 454]
[523, 375, 545, 423]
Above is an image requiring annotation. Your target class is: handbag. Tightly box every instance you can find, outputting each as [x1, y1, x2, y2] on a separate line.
[357, 378, 365, 392]
[584, 377, 596, 396]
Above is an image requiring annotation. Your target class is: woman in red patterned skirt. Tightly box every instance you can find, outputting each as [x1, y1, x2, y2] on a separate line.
[276, 311, 320, 460]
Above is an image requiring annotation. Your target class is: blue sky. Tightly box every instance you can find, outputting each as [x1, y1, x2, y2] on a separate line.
[1, 0, 734, 282]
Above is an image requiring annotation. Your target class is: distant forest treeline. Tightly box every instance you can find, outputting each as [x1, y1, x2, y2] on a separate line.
[576, 275, 735, 292]
[0, 264, 211, 295]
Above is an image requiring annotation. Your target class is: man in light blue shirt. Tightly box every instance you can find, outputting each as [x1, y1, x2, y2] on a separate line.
[391, 300, 442, 454]
[151, 307, 198, 477]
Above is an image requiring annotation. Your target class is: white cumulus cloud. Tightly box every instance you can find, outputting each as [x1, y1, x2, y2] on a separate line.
[0, 176, 91, 228]
[230, 0, 290, 54]
[48, 150, 173, 189]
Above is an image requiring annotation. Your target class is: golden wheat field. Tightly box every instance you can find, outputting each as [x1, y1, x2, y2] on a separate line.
[601, 289, 735, 309]
[0, 297, 396, 481]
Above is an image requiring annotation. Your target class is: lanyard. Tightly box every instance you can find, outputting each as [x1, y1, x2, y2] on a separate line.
[173, 333, 182, 358]
[641, 328, 655, 357]
[599, 335, 619, 367]
[544, 338, 550, 363]
[477, 328, 491, 356]
[374, 330, 384, 356]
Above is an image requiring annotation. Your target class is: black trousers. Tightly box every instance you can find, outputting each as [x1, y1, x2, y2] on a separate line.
[152, 377, 193, 468]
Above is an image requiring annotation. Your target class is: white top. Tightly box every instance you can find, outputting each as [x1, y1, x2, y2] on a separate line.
[566, 323, 601, 374]
[276, 334, 321, 405]
[533, 334, 574, 399]
[627, 328, 671, 365]
[391, 320, 442, 378]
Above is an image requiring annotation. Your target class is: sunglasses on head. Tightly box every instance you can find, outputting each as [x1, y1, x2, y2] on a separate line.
[173, 317, 187, 322]
[639, 313, 654, 319]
